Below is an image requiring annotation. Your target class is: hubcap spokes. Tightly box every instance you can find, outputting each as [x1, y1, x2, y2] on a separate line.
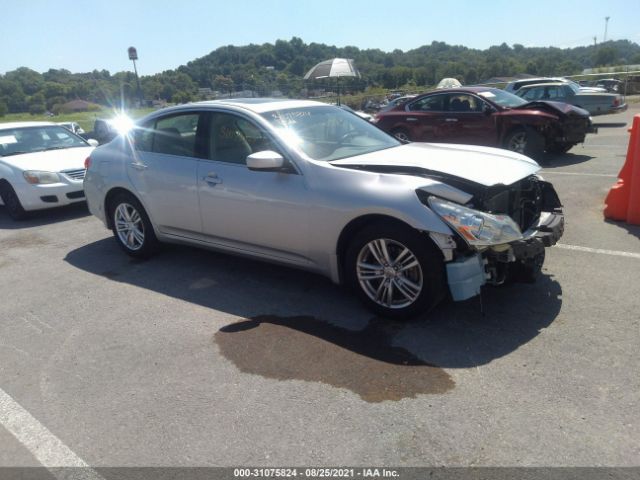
[509, 133, 527, 153]
[115, 203, 145, 251]
[356, 238, 423, 309]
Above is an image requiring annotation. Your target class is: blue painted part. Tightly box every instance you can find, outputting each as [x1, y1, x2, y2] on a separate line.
[446, 254, 486, 301]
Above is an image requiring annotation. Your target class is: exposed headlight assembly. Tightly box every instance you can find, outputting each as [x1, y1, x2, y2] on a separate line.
[23, 171, 61, 185]
[428, 196, 523, 247]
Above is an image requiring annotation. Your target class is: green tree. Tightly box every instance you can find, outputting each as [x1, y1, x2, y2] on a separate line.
[212, 75, 234, 93]
[173, 91, 193, 103]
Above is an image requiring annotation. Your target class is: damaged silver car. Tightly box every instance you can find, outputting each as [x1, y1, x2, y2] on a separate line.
[84, 99, 564, 318]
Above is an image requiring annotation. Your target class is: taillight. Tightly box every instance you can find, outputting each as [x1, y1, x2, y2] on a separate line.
[84, 156, 91, 169]
[613, 98, 620, 107]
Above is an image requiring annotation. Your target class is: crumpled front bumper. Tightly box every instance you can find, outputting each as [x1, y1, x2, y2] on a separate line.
[524, 211, 564, 247]
[445, 212, 564, 301]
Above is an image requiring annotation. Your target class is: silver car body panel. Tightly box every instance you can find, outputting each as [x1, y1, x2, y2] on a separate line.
[84, 100, 546, 288]
[330, 142, 540, 187]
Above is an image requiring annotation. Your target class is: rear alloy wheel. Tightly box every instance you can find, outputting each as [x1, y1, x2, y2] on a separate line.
[110, 193, 159, 258]
[0, 182, 28, 220]
[504, 128, 543, 158]
[346, 222, 445, 319]
[392, 129, 411, 142]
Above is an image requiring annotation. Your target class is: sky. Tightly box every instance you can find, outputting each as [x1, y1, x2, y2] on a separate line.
[1, 0, 639, 76]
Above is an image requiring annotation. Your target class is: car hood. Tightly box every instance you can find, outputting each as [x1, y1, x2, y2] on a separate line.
[329, 143, 540, 187]
[578, 87, 606, 93]
[0, 146, 93, 172]
[515, 100, 589, 116]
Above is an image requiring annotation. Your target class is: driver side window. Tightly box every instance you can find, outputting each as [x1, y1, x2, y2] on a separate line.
[408, 95, 446, 112]
[208, 113, 280, 165]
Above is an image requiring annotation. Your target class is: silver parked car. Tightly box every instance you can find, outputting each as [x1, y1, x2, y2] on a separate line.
[84, 99, 564, 318]
[504, 77, 606, 94]
[515, 82, 627, 116]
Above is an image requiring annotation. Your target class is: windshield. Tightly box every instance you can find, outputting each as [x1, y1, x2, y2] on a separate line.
[477, 89, 528, 108]
[567, 82, 580, 94]
[0, 125, 88, 156]
[261, 105, 399, 161]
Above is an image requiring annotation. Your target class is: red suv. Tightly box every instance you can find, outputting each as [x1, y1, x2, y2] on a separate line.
[372, 87, 596, 157]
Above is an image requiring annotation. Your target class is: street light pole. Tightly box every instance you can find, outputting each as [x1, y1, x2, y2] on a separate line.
[128, 46, 143, 108]
[604, 16, 610, 42]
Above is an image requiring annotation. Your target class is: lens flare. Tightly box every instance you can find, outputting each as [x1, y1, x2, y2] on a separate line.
[110, 114, 135, 135]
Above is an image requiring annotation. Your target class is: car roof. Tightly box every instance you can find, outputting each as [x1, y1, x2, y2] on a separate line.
[510, 77, 567, 84]
[0, 121, 56, 130]
[518, 82, 566, 89]
[415, 87, 503, 95]
[158, 98, 326, 116]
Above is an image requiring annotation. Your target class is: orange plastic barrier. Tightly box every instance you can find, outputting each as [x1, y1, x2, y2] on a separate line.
[604, 114, 640, 225]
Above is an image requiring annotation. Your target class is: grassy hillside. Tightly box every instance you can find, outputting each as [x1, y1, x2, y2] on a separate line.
[0, 107, 157, 132]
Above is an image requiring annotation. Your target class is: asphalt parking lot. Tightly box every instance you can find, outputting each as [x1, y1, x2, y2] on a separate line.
[1, 106, 639, 472]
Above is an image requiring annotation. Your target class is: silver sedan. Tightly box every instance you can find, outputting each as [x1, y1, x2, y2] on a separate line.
[84, 99, 564, 318]
[515, 82, 627, 116]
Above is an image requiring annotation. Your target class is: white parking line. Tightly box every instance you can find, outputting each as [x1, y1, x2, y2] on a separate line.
[542, 171, 618, 177]
[0, 387, 104, 479]
[556, 243, 640, 259]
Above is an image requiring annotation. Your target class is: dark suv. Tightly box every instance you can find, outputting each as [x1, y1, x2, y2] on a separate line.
[372, 87, 596, 157]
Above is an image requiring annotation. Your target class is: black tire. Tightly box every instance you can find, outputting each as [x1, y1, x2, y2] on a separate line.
[392, 128, 411, 143]
[509, 249, 545, 284]
[108, 192, 159, 258]
[345, 221, 446, 319]
[504, 128, 544, 159]
[0, 182, 28, 220]
[546, 142, 574, 154]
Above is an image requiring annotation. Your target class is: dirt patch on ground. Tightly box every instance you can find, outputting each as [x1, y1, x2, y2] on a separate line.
[0, 232, 50, 249]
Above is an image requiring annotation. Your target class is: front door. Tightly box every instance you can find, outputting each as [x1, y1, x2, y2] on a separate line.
[197, 112, 311, 265]
[436, 93, 496, 146]
[403, 93, 448, 141]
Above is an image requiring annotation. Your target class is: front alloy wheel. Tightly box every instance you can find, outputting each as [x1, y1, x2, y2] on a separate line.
[392, 129, 411, 142]
[504, 128, 543, 158]
[505, 130, 527, 154]
[346, 222, 445, 319]
[356, 238, 423, 309]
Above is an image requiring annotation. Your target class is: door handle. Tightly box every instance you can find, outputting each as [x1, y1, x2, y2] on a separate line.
[204, 173, 222, 185]
[130, 162, 148, 170]
[406, 117, 418, 122]
[445, 118, 458, 122]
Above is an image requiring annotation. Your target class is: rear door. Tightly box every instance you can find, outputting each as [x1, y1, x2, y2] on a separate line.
[128, 111, 205, 235]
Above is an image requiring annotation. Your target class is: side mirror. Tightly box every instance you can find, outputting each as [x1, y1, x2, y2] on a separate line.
[87, 139, 99, 147]
[246, 150, 286, 172]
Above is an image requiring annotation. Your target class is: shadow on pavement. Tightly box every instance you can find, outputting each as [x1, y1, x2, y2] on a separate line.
[593, 122, 628, 128]
[541, 152, 594, 167]
[0, 203, 90, 230]
[65, 238, 562, 399]
[605, 218, 640, 239]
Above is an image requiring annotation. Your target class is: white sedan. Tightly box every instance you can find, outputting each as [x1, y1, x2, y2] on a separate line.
[0, 121, 97, 219]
